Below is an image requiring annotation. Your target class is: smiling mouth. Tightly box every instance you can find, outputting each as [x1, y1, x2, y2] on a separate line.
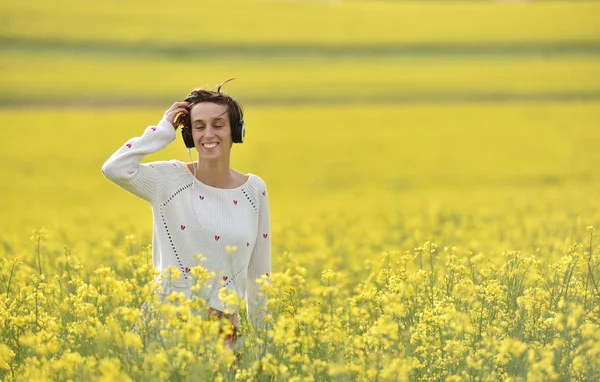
[202, 142, 219, 149]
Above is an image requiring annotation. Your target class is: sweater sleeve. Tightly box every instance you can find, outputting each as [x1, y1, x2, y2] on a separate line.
[101, 119, 176, 203]
[246, 182, 272, 331]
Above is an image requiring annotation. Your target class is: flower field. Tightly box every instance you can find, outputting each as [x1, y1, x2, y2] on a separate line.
[1, 102, 599, 380]
[1, 0, 600, 380]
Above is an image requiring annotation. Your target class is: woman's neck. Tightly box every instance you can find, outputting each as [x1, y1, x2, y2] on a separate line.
[193, 158, 233, 188]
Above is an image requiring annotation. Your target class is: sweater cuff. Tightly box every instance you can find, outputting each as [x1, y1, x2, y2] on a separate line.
[157, 118, 177, 139]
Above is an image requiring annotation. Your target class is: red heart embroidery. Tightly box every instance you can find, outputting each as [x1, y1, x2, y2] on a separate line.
[262, 191, 266, 196]
[180, 225, 186, 230]
[199, 195, 204, 200]
[185, 267, 190, 273]
[233, 200, 238, 205]
[215, 235, 220, 241]
[126, 143, 132, 148]
[223, 276, 228, 281]
[263, 234, 268, 238]
[151, 127, 156, 131]
[246, 242, 250, 247]
[266, 273, 270, 277]
[172, 163, 177, 166]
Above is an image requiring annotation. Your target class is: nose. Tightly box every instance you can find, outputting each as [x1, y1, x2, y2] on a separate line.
[204, 126, 215, 138]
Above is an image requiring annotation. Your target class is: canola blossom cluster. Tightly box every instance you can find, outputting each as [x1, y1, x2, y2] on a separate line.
[1, 226, 598, 381]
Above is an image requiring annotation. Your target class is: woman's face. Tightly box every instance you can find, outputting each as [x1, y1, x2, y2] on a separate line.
[189, 102, 233, 160]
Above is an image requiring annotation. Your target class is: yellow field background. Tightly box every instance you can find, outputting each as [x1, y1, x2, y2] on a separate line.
[1, 0, 600, 380]
[3, 0, 599, 44]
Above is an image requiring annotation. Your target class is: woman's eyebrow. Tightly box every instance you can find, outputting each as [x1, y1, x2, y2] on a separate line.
[192, 116, 226, 123]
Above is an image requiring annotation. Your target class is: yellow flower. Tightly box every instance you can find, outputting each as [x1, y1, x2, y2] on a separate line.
[0, 344, 14, 371]
[123, 332, 143, 350]
[321, 269, 339, 284]
[218, 288, 241, 314]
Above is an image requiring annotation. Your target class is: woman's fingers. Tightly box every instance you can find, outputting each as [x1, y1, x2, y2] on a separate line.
[167, 107, 188, 119]
[164, 102, 189, 118]
[166, 101, 189, 113]
[164, 105, 189, 128]
[172, 110, 187, 128]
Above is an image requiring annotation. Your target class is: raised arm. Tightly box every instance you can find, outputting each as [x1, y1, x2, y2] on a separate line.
[246, 182, 272, 331]
[101, 102, 188, 203]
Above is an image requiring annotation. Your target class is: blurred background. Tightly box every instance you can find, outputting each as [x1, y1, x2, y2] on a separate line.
[1, 0, 599, 265]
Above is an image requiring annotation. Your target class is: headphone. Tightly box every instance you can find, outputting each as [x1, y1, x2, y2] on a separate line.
[179, 99, 245, 148]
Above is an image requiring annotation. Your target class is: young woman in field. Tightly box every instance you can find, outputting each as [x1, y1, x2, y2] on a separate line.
[101, 80, 271, 348]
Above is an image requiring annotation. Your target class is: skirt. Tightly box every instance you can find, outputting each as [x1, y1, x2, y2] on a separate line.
[209, 307, 241, 348]
[155, 282, 243, 350]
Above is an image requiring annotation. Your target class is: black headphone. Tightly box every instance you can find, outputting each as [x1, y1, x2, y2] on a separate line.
[180, 99, 245, 148]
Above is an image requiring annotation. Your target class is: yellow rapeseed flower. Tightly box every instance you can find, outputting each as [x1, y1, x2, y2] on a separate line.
[0, 344, 14, 371]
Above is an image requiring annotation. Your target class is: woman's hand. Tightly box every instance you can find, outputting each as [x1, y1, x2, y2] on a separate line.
[163, 102, 190, 130]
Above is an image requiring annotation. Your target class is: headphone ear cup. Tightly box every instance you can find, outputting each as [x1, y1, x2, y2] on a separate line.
[232, 120, 244, 143]
[238, 121, 245, 143]
[180, 111, 195, 148]
[231, 101, 244, 144]
[181, 126, 195, 148]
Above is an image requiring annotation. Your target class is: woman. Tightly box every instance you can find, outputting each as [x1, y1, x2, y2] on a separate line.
[101, 80, 271, 347]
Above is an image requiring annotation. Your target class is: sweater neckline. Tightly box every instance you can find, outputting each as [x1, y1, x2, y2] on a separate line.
[178, 161, 253, 191]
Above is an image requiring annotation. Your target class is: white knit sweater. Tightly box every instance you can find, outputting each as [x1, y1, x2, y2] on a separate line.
[101, 118, 271, 329]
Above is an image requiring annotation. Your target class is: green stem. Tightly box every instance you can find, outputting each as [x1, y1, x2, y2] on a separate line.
[34, 285, 39, 332]
[37, 234, 43, 275]
[587, 232, 600, 298]
[6, 260, 17, 295]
